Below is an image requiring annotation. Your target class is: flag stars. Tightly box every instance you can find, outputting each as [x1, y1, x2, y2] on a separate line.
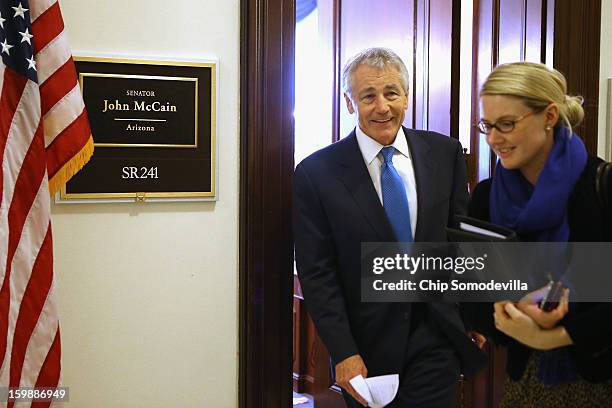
[1, 39, 14, 55]
[2, 3, 37, 81]
[19, 28, 34, 45]
[26, 55, 36, 71]
[12, 3, 29, 19]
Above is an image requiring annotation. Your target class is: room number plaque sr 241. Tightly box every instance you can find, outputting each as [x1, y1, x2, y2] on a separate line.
[59, 57, 217, 202]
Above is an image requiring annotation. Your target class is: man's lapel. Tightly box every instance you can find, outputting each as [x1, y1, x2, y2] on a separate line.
[403, 127, 437, 241]
[333, 131, 395, 241]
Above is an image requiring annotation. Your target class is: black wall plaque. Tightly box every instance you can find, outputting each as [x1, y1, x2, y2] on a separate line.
[60, 57, 216, 201]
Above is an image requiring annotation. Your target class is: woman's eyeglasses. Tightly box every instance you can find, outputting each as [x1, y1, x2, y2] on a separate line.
[476, 110, 535, 134]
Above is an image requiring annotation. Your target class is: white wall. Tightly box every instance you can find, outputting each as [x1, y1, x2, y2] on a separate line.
[51, 1, 240, 407]
[598, 0, 612, 160]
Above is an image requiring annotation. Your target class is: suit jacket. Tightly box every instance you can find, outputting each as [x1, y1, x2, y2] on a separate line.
[466, 155, 612, 382]
[293, 127, 485, 378]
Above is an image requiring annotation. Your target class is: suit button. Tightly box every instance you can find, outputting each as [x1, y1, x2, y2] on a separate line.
[404, 312, 410, 320]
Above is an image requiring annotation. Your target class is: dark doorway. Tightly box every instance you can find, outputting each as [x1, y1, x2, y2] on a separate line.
[239, 1, 602, 407]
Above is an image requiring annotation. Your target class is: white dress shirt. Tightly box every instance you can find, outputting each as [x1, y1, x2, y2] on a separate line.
[355, 126, 418, 237]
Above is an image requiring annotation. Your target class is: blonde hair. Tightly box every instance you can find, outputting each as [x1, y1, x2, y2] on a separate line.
[480, 62, 584, 134]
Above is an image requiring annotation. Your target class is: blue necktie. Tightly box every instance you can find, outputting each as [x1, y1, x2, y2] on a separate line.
[380, 146, 413, 242]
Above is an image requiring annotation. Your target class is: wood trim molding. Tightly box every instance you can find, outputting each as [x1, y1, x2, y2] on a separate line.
[554, 0, 601, 154]
[544, 0, 555, 65]
[412, 0, 418, 127]
[293, 372, 315, 386]
[239, 0, 295, 406]
[489, 0, 500, 175]
[332, 0, 342, 143]
[450, 0, 461, 140]
[468, 0, 482, 188]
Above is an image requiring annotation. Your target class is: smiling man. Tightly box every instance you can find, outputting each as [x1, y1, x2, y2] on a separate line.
[293, 48, 485, 407]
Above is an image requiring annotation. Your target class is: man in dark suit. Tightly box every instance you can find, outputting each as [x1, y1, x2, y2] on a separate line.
[293, 48, 485, 407]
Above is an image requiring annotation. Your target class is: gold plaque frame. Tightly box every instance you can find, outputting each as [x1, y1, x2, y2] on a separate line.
[78, 72, 199, 148]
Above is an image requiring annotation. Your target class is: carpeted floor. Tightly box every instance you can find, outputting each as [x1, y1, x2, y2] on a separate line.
[293, 391, 313, 407]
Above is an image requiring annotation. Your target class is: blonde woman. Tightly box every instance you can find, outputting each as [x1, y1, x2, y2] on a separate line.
[466, 62, 612, 407]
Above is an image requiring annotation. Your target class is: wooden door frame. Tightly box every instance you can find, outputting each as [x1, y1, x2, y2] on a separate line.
[238, 0, 602, 406]
[239, 0, 295, 407]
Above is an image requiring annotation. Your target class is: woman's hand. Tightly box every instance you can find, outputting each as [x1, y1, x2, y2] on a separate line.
[494, 301, 542, 347]
[516, 287, 570, 329]
[494, 301, 573, 350]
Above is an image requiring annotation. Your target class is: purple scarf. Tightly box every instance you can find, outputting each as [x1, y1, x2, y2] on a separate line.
[490, 126, 587, 242]
[490, 126, 587, 385]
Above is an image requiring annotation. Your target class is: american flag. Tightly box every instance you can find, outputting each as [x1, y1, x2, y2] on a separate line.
[0, 0, 92, 406]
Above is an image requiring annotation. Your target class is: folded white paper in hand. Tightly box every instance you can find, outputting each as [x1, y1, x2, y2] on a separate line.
[348, 374, 399, 408]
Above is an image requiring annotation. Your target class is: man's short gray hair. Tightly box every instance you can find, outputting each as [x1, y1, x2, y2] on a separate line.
[342, 47, 410, 97]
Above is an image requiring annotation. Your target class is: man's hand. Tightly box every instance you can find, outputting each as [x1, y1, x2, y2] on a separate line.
[516, 287, 569, 329]
[468, 331, 487, 349]
[335, 354, 368, 406]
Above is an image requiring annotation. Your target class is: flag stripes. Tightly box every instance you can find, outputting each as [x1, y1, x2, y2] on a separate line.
[1, 1, 93, 406]
[31, 2, 62, 54]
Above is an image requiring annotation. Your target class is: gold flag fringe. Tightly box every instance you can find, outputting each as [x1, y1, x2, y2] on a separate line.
[48, 135, 94, 196]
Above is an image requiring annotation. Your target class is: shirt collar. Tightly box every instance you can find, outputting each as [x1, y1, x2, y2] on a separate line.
[355, 125, 410, 165]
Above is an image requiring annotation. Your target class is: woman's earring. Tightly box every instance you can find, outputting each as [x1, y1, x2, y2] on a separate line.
[545, 126, 552, 130]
